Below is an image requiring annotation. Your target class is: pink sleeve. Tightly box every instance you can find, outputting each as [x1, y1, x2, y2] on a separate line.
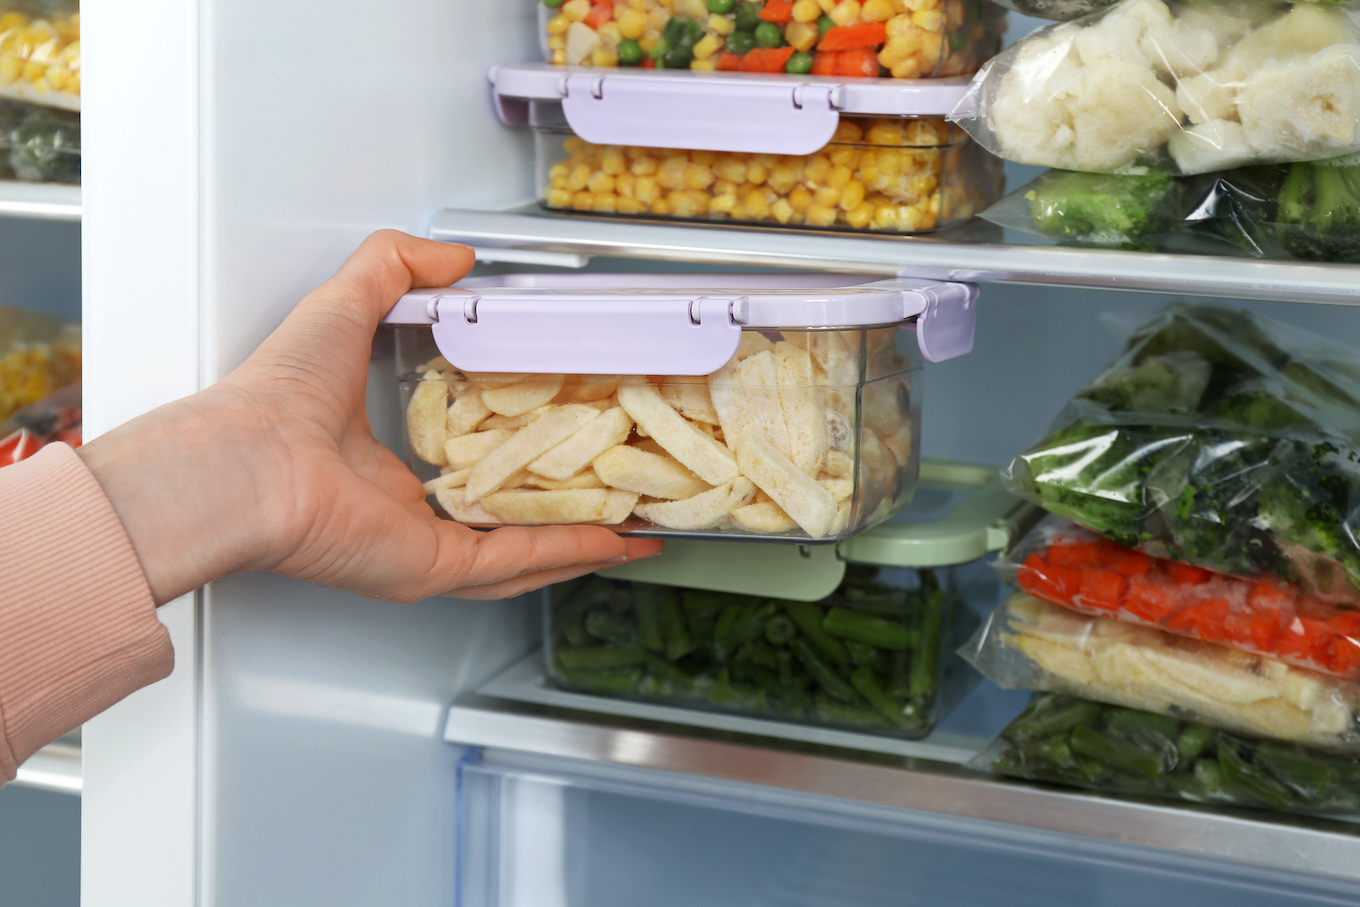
[0, 442, 173, 783]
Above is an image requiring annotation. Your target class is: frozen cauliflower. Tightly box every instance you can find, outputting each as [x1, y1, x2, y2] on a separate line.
[960, 0, 1360, 175]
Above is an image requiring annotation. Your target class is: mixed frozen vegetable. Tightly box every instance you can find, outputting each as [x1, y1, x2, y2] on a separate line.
[547, 565, 968, 737]
[541, 0, 1003, 78]
[951, 0, 1360, 175]
[541, 118, 1002, 232]
[0, 303, 78, 425]
[1003, 303, 1360, 607]
[0, 98, 76, 182]
[0, 5, 78, 107]
[980, 692, 1360, 811]
[0, 379, 78, 466]
[401, 326, 917, 539]
[989, 0, 1350, 24]
[965, 593, 1360, 749]
[1001, 518, 1360, 680]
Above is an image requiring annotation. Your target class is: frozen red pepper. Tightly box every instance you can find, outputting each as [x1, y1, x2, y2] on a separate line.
[1075, 568, 1125, 613]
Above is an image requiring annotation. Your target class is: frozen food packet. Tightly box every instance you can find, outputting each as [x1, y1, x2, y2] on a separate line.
[0, 381, 81, 467]
[989, 0, 1349, 23]
[974, 691, 1360, 813]
[0, 303, 80, 424]
[1002, 303, 1360, 606]
[948, 0, 1360, 175]
[997, 515, 1360, 680]
[962, 592, 1360, 750]
[979, 161, 1360, 261]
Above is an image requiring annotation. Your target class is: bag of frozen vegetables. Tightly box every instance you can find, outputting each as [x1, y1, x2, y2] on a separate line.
[964, 591, 1360, 749]
[546, 564, 977, 738]
[997, 516, 1360, 680]
[976, 691, 1360, 812]
[539, 0, 1005, 79]
[1002, 303, 1360, 608]
[978, 160, 1360, 262]
[949, 0, 1360, 176]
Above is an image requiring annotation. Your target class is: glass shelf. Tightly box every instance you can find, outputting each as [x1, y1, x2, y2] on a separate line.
[0, 181, 79, 222]
[430, 206, 1360, 306]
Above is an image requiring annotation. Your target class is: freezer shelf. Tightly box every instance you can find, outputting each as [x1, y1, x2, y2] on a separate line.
[430, 206, 1360, 306]
[0, 179, 77, 220]
[458, 748, 1360, 907]
[445, 671, 1360, 889]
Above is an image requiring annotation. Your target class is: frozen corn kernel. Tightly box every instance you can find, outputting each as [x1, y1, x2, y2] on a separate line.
[598, 22, 624, 45]
[829, 0, 862, 26]
[547, 14, 571, 34]
[592, 46, 619, 66]
[912, 8, 945, 30]
[563, 0, 592, 21]
[862, 0, 895, 20]
[692, 33, 723, 59]
[542, 116, 994, 234]
[709, 12, 735, 33]
[551, 49, 568, 64]
[792, 0, 823, 20]
[617, 8, 647, 38]
[785, 21, 819, 52]
[690, 56, 717, 71]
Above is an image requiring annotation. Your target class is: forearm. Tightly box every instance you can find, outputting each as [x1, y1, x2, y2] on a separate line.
[0, 443, 172, 782]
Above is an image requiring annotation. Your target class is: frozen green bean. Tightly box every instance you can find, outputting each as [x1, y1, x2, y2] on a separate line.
[784, 601, 852, 665]
[823, 608, 918, 650]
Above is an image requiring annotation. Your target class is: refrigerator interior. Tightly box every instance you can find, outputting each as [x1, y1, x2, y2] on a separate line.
[77, 1, 1360, 906]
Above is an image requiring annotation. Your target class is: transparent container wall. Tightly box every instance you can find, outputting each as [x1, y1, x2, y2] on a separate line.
[542, 563, 976, 739]
[395, 323, 922, 542]
[0, 4, 79, 110]
[0, 97, 76, 182]
[538, 0, 1005, 79]
[533, 107, 1004, 234]
[457, 752, 1358, 907]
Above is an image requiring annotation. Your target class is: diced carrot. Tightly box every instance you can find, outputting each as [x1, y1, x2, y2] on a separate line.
[836, 47, 880, 77]
[1047, 541, 1105, 568]
[641, 58, 656, 68]
[1018, 553, 1063, 603]
[1332, 637, 1360, 677]
[1164, 561, 1212, 585]
[1186, 598, 1232, 642]
[717, 52, 744, 71]
[1123, 575, 1179, 623]
[1076, 568, 1125, 613]
[1108, 548, 1152, 577]
[818, 22, 888, 50]
[759, 0, 796, 22]
[1247, 580, 1297, 613]
[760, 45, 796, 71]
[1223, 611, 1280, 653]
[1278, 616, 1333, 664]
[810, 50, 839, 75]
[584, 1, 613, 29]
[739, 48, 767, 71]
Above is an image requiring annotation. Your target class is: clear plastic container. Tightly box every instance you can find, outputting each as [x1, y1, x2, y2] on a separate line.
[382, 273, 981, 542]
[0, 2, 78, 111]
[491, 64, 1004, 235]
[543, 562, 973, 738]
[0, 97, 76, 182]
[534, 107, 1001, 233]
[536, 0, 1005, 79]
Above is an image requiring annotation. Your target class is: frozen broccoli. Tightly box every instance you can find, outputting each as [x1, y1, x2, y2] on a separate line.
[1026, 170, 1183, 245]
[8, 107, 79, 184]
[1275, 160, 1360, 263]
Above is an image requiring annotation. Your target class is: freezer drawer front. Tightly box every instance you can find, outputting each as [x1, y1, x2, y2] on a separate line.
[456, 750, 1360, 907]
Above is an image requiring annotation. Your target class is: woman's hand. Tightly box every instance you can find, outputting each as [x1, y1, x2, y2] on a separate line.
[78, 230, 662, 605]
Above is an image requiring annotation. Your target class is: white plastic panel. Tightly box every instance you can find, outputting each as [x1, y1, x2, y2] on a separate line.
[459, 751, 1360, 907]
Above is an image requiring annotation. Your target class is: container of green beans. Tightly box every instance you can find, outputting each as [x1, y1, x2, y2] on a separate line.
[544, 563, 978, 738]
[979, 693, 1360, 813]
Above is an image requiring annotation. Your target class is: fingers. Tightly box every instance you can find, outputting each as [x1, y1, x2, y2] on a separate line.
[325, 230, 475, 332]
[448, 560, 638, 601]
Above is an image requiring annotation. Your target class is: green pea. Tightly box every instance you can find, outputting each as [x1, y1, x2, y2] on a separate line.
[817, 14, 834, 34]
[649, 38, 670, 60]
[618, 38, 644, 66]
[725, 29, 757, 55]
[754, 20, 784, 48]
[734, 1, 763, 31]
[786, 50, 813, 74]
[707, 0, 735, 12]
[542, 0, 565, 7]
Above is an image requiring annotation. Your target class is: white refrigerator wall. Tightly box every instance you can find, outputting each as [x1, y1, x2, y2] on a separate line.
[81, 1, 1360, 906]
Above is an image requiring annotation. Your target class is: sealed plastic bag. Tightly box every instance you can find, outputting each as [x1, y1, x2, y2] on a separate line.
[0, 303, 79, 424]
[1003, 304, 1360, 606]
[949, 0, 1360, 175]
[0, 380, 79, 466]
[990, 0, 1350, 23]
[980, 160, 1360, 261]
[999, 516, 1360, 679]
[962, 592, 1360, 749]
[975, 691, 1360, 811]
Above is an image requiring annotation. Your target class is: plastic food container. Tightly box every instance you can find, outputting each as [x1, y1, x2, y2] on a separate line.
[382, 272, 979, 542]
[0, 2, 79, 111]
[0, 97, 76, 182]
[0, 302, 78, 424]
[537, 0, 1004, 79]
[491, 64, 1005, 234]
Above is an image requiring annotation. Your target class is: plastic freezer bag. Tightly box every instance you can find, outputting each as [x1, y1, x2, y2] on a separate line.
[987, 0, 1350, 24]
[979, 160, 1360, 261]
[0, 379, 78, 466]
[962, 592, 1360, 749]
[998, 516, 1360, 680]
[948, 0, 1360, 175]
[1003, 303, 1360, 607]
[547, 564, 976, 738]
[0, 303, 79, 424]
[974, 692, 1360, 812]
